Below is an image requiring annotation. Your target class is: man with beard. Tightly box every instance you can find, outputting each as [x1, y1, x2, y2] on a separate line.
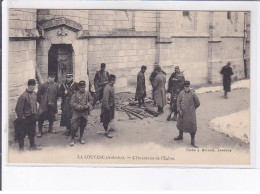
[220, 62, 234, 99]
[70, 80, 93, 146]
[135, 65, 147, 108]
[37, 73, 59, 137]
[167, 66, 185, 121]
[15, 79, 41, 151]
[59, 73, 79, 136]
[93, 63, 110, 106]
[100, 74, 116, 138]
[175, 81, 200, 147]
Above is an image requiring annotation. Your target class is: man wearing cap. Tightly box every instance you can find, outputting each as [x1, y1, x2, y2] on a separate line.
[220, 62, 234, 99]
[135, 65, 147, 108]
[37, 73, 59, 137]
[100, 74, 116, 138]
[175, 81, 200, 147]
[70, 80, 93, 146]
[59, 73, 79, 136]
[167, 66, 185, 121]
[151, 66, 167, 114]
[15, 79, 41, 151]
[93, 63, 110, 105]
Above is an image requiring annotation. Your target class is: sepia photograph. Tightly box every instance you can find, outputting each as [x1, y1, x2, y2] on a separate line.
[6, 8, 251, 166]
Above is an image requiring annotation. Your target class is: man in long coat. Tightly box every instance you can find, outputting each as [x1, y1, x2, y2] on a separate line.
[93, 63, 110, 105]
[100, 74, 116, 138]
[15, 79, 41, 151]
[135, 65, 147, 108]
[150, 64, 166, 106]
[37, 73, 59, 137]
[70, 80, 93, 146]
[167, 66, 185, 121]
[175, 81, 200, 147]
[152, 66, 167, 114]
[59, 73, 79, 136]
[220, 62, 234, 99]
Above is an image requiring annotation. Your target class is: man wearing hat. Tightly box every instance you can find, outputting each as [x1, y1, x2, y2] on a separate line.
[59, 73, 79, 136]
[37, 73, 59, 137]
[15, 79, 41, 150]
[149, 64, 166, 106]
[70, 80, 93, 146]
[220, 62, 234, 99]
[93, 63, 110, 105]
[100, 74, 116, 138]
[151, 65, 167, 114]
[167, 66, 185, 121]
[135, 65, 147, 108]
[175, 81, 200, 147]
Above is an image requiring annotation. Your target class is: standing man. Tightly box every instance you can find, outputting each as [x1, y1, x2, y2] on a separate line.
[15, 79, 41, 151]
[100, 74, 116, 138]
[167, 66, 185, 121]
[59, 73, 79, 136]
[37, 73, 59, 137]
[152, 66, 167, 114]
[175, 81, 200, 147]
[70, 81, 93, 146]
[220, 62, 234, 99]
[93, 63, 110, 105]
[135, 65, 147, 108]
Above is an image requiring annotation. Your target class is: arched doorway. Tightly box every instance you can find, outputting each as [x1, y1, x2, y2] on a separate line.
[48, 44, 74, 83]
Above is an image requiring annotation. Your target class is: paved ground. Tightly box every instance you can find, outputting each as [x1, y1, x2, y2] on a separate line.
[9, 88, 250, 151]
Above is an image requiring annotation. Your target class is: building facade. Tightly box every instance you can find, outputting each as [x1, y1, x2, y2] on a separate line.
[8, 9, 250, 120]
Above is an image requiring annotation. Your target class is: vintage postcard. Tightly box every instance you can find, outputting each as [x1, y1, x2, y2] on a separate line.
[4, 4, 253, 166]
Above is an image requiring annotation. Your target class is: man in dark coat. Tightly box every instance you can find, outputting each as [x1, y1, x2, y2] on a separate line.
[93, 63, 110, 105]
[175, 81, 200, 147]
[167, 66, 185, 121]
[152, 66, 167, 114]
[15, 79, 41, 151]
[70, 80, 93, 146]
[150, 64, 166, 106]
[100, 74, 116, 138]
[220, 62, 234, 99]
[37, 73, 59, 137]
[135, 65, 147, 108]
[58, 73, 79, 136]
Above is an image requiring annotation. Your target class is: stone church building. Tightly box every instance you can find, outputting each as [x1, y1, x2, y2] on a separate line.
[8, 9, 250, 120]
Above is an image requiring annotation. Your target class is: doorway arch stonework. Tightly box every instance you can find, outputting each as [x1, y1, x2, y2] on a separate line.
[36, 17, 89, 88]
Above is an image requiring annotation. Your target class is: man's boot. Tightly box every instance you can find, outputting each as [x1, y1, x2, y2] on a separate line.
[167, 111, 172, 121]
[190, 133, 198, 147]
[70, 138, 75, 146]
[104, 126, 113, 138]
[172, 113, 177, 121]
[18, 140, 24, 151]
[174, 131, 183, 141]
[37, 123, 43, 138]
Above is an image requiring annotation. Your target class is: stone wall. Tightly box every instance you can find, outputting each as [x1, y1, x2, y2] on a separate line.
[37, 10, 89, 30]
[88, 38, 156, 93]
[9, 9, 37, 122]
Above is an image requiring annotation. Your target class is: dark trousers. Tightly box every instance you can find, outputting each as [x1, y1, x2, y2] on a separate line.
[71, 116, 87, 139]
[17, 115, 37, 149]
[100, 106, 115, 130]
[179, 130, 196, 139]
[38, 105, 56, 132]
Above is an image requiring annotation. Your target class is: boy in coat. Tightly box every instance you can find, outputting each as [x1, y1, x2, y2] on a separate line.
[15, 79, 41, 151]
[70, 81, 93, 146]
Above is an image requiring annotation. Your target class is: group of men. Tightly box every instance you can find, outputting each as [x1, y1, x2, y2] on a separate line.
[15, 63, 116, 150]
[14, 61, 234, 150]
[137, 64, 200, 147]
